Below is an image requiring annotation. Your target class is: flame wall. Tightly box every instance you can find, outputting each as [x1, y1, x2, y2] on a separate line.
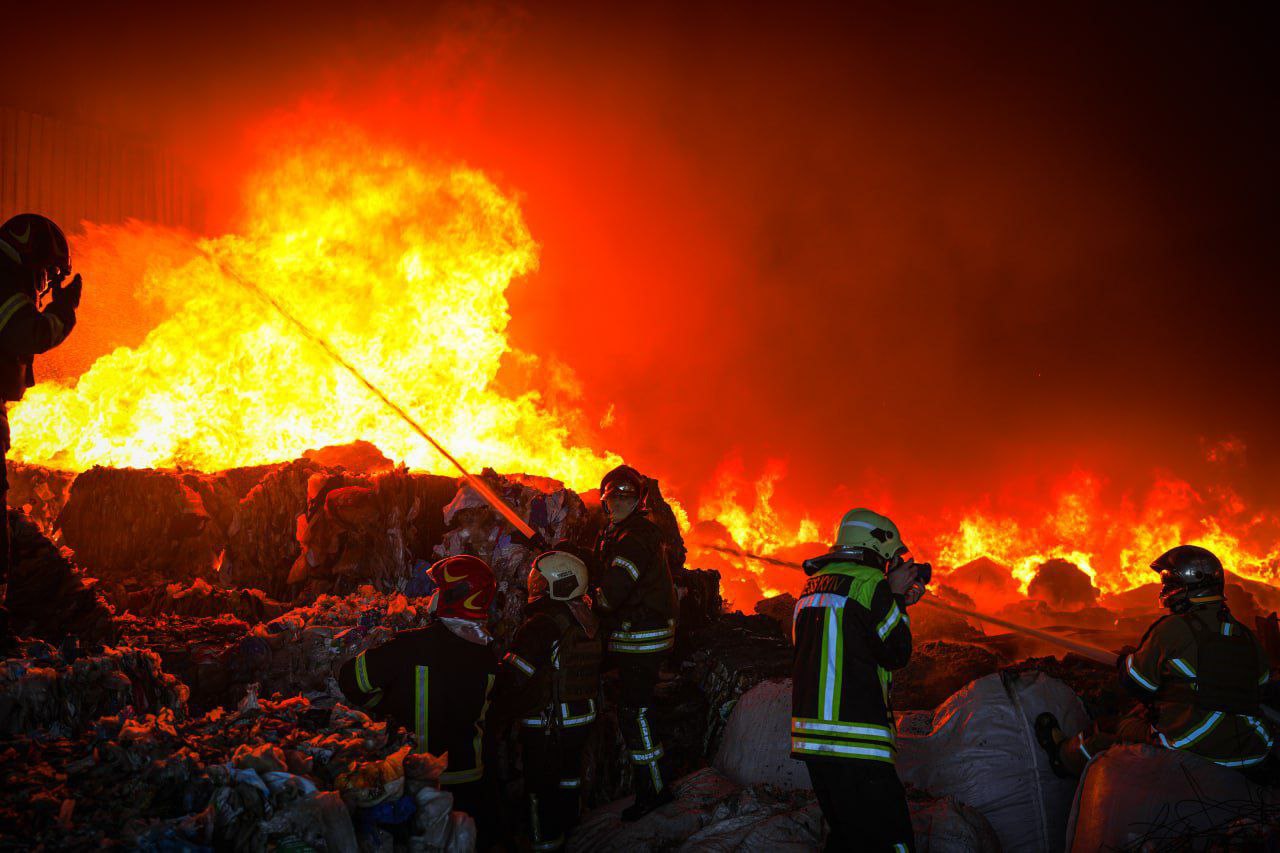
[4, 3, 1278, 611]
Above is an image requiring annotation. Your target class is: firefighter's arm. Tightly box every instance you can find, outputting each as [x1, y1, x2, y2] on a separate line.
[492, 615, 558, 724]
[594, 532, 650, 615]
[337, 637, 398, 709]
[861, 580, 913, 671]
[1118, 619, 1173, 699]
[0, 290, 76, 357]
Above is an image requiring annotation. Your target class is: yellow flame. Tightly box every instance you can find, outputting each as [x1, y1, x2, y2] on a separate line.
[10, 133, 620, 490]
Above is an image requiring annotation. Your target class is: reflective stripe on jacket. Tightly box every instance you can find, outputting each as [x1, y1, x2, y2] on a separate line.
[790, 561, 912, 764]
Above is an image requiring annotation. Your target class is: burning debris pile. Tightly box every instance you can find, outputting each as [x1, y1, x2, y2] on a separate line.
[1, 449, 1278, 851]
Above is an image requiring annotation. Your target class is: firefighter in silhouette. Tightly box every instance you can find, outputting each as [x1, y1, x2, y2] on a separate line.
[492, 551, 602, 851]
[338, 555, 500, 833]
[591, 464, 678, 821]
[1037, 545, 1274, 778]
[792, 508, 927, 853]
[0, 214, 81, 649]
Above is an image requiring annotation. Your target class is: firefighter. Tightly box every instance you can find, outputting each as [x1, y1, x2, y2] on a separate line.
[0, 214, 81, 649]
[1037, 545, 1274, 778]
[591, 464, 678, 821]
[337, 555, 500, 834]
[792, 508, 927, 853]
[492, 551, 602, 851]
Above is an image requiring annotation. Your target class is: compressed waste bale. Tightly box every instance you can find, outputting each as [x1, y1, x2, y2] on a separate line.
[126, 578, 289, 624]
[4, 460, 74, 536]
[5, 509, 118, 645]
[55, 466, 224, 587]
[896, 670, 1089, 853]
[893, 641, 1003, 711]
[713, 678, 809, 791]
[752, 593, 797, 635]
[675, 566, 723, 634]
[0, 644, 188, 738]
[1066, 743, 1280, 851]
[219, 458, 324, 599]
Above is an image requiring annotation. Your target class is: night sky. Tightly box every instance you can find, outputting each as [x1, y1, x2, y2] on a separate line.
[4, 1, 1278, 527]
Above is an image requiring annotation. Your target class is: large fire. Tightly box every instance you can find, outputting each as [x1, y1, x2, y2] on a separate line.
[10, 132, 620, 490]
[7, 131, 1278, 615]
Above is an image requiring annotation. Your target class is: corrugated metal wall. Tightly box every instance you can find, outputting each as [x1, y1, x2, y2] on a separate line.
[0, 107, 202, 232]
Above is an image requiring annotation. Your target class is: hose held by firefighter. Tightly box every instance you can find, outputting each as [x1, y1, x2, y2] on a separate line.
[591, 464, 679, 821]
[337, 555, 501, 836]
[792, 508, 928, 853]
[0, 214, 82, 649]
[1036, 545, 1275, 779]
[492, 551, 602, 852]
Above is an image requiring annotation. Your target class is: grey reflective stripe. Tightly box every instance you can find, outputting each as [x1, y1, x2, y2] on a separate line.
[608, 638, 674, 653]
[791, 718, 894, 743]
[612, 556, 640, 580]
[559, 778, 581, 789]
[504, 652, 536, 677]
[791, 739, 894, 761]
[611, 624, 675, 641]
[1124, 654, 1159, 692]
[0, 292, 31, 333]
[629, 746, 664, 763]
[1160, 711, 1224, 748]
[1169, 657, 1196, 678]
[841, 519, 878, 531]
[876, 602, 902, 640]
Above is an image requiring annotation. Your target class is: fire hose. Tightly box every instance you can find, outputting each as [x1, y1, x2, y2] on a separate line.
[692, 542, 1122, 665]
[199, 247, 538, 541]
[696, 541, 1280, 725]
[204, 247, 1279, 726]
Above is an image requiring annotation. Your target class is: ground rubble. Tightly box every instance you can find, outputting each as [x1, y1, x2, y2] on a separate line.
[3, 453, 1275, 850]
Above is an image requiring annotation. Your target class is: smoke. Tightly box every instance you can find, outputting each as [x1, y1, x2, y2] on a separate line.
[6, 3, 1280, 600]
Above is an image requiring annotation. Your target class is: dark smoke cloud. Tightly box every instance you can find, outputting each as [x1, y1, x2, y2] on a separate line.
[5, 2, 1279, 536]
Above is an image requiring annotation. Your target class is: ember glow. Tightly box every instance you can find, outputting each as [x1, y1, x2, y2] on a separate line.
[9, 132, 620, 490]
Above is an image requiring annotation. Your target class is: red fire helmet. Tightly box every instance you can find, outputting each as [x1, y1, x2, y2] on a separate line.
[428, 554, 496, 621]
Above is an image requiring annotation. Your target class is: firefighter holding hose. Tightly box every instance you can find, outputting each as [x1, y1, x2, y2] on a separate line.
[1037, 545, 1275, 779]
[0, 214, 81, 650]
[792, 509, 928, 853]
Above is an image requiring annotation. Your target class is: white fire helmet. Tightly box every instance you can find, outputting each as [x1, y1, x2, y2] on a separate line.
[528, 551, 590, 603]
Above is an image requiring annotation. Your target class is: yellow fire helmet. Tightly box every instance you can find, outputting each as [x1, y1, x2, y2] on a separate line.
[833, 508, 909, 565]
[528, 550, 590, 603]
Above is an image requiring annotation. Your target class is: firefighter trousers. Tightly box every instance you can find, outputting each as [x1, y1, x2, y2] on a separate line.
[521, 722, 592, 851]
[613, 651, 668, 800]
[805, 759, 914, 853]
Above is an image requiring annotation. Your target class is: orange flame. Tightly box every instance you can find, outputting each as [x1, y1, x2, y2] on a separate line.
[10, 132, 620, 490]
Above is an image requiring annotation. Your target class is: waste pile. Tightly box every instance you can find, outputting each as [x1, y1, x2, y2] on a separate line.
[2, 449, 1276, 851]
[0, 688, 472, 852]
[0, 641, 187, 738]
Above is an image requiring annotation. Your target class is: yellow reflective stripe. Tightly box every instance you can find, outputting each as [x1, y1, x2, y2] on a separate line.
[612, 557, 639, 580]
[355, 653, 374, 693]
[45, 312, 65, 345]
[440, 767, 483, 784]
[0, 293, 32, 334]
[364, 691, 383, 709]
[414, 665, 429, 754]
